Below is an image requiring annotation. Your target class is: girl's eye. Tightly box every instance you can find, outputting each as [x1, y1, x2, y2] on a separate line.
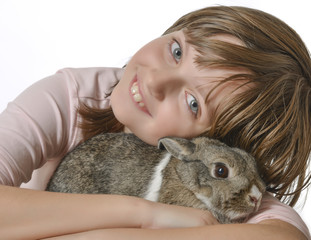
[185, 92, 199, 116]
[170, 41, 182, 62]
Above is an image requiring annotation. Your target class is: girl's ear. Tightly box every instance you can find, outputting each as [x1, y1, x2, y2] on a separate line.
[158, 137, 196, 160]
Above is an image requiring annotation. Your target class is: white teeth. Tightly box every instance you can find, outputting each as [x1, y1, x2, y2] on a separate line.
[131, 82, 145, 107]
[133, 93, 142, 102]
[131, 85, 139, 94]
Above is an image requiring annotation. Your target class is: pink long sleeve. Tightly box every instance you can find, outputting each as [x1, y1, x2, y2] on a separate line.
[0, 67, 124, 189]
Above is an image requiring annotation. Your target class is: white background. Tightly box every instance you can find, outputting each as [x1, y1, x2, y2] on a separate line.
[0, 0, 310, 229]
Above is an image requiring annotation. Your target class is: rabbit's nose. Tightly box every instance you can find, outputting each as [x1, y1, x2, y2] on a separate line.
[249, 195, 258, 204]
[248, 185, 263, 211]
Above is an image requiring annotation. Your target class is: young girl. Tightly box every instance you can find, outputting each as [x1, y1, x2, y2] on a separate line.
[0, 5, 310, 240]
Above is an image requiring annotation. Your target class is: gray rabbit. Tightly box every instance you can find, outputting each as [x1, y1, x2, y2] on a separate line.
[46, 132, 266, 224]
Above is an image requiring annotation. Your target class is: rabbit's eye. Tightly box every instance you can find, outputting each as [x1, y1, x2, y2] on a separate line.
[214, 163, 229, 179]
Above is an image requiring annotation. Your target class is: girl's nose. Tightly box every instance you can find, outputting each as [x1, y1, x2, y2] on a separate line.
[146, 70, 183, 101]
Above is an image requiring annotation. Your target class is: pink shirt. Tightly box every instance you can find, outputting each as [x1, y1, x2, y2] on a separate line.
[0, 67, 309, 239]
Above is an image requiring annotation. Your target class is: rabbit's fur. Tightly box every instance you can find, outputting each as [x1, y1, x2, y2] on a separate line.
[47, 133, 266, 224]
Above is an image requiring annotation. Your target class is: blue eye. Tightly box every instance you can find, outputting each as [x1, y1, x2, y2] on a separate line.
[170, 41, 182, 62]
[186, 92, 199, 116]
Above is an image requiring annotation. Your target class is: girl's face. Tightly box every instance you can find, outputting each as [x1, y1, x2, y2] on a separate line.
[111, 30, 249, 146]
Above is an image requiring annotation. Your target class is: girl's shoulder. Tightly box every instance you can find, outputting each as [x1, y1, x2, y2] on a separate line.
[247, 193, 310, 239]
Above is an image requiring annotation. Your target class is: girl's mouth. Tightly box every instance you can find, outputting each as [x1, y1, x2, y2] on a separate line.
[130, 76, 151, 115]
[131, 81, 145, 107]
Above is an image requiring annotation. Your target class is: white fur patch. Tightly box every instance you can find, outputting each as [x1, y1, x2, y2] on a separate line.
[144, 153, 171, 202]
[195, 192, 213, 209]
[195, 192, 243, 221]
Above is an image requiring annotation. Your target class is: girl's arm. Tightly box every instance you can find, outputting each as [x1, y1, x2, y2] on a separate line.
[44, 220, 307, 240]
[41, 194, 310, 240]
[4, 184, 304, 240]
[0, 185, 216, 239]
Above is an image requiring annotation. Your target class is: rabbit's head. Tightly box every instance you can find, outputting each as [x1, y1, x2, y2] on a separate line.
[158, 136, 266, 223]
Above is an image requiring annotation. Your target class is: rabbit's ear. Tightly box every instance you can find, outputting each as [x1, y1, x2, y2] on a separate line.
[158, 137, 196, 160]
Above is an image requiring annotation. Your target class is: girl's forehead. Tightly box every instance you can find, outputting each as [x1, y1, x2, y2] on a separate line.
[185, 32, 248, 82]
[188, 32, 252, 97]
[182, 30, 253, 105]
[193, 67, 253, 107]
[193, 66, 250, 89]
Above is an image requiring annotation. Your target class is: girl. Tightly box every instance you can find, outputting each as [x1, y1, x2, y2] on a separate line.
[0, 6, 310, 240]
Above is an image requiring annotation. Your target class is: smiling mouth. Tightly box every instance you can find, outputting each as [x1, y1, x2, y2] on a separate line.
[131, 81, 145, 107]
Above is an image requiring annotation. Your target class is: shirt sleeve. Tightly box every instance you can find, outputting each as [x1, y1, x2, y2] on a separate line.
[247, 193, 310, 239]
[0, 67, 124, 189]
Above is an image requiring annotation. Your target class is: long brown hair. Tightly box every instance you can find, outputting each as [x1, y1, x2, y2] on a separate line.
[79, 6, 311, 206]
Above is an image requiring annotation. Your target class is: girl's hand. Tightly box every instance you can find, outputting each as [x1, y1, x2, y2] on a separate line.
[141, 200, 219, 229]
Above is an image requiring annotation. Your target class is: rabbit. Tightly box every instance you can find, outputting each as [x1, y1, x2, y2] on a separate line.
[46, 132, 266, 224]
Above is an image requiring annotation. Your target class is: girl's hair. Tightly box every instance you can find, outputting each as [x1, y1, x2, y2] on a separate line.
[79, 6, 311, 207]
